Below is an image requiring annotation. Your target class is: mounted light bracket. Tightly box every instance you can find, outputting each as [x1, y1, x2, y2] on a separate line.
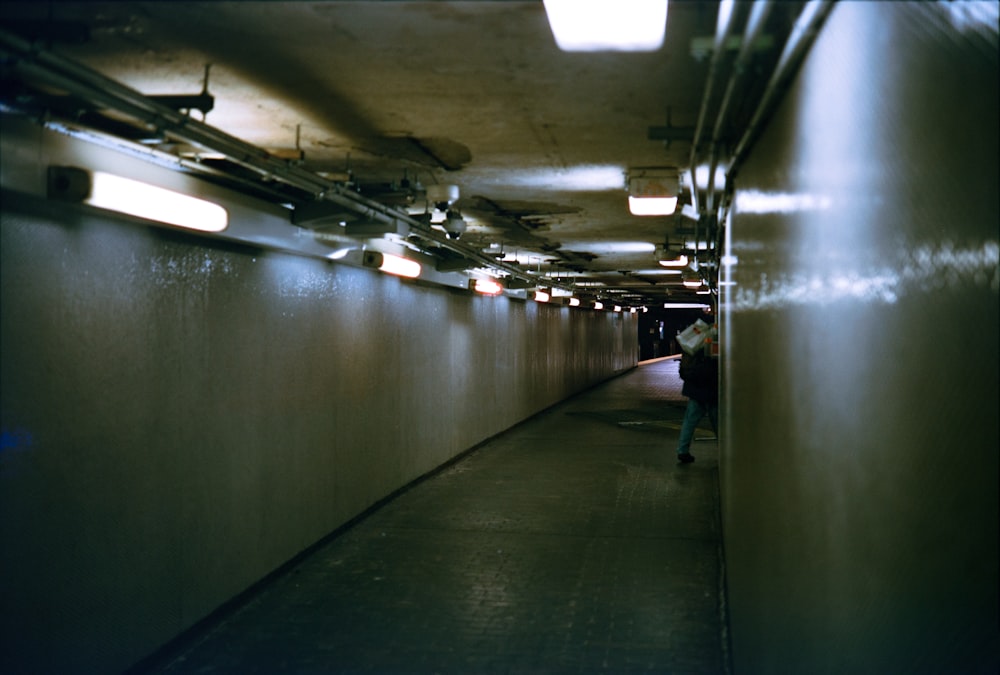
[504, 277, 537, 290]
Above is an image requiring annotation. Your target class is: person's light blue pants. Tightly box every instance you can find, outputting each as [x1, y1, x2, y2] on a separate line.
[676, 398, 719, 456]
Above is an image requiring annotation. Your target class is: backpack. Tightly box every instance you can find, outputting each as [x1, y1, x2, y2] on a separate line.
[679, 350, 703, 381]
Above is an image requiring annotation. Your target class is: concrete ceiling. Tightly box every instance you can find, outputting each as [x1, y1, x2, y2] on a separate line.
[1, 1, 802, 307]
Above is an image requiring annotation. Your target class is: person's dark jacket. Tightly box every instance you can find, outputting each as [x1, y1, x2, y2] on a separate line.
[679, 350, 719, 404]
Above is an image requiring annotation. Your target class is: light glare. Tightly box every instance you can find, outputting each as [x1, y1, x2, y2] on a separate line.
[88, 172, 227, 232]
[544, 0, 668, 52]
[473, 278, 503, 295]
[378, 253, 421, 278]
[629, 195, 678, 216]
[659, 254, 689, 267]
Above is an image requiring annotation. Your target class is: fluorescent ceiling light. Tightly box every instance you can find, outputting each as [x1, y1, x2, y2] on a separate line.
[471, 278, 503, 295]
[560, 241, 656, 255]
[628, 195, 678, 216]
[89, 171, 228, 232]
[363, 251, 421, 278]
[593, 301, 604, 310]
[49, 167, 228, 232]
[544, 0, 668, 52]
[663, 303, 712, 309]
[534, 290, 551, 303]
[634, 268, 683, 276]
[568, 297, 581, 307]
[658, 254, 689, 268]
[628, 170, 679, 216]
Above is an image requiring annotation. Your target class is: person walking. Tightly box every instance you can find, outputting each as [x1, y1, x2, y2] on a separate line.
[675, 336, 719, 464]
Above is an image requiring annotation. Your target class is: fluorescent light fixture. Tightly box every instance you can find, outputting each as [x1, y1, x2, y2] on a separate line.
[568, 297, 581, 307]
[628, 195, 678, 216]
[544, 0, 668, 52]
[664, 303, 712, 309]
[534, 290, 551, 303]
[682, 276, 704, 288]
[593, 301, 604, 310]
[658, 254, 689, 268]
[633, 268, 683, 276]
[48, 166, 227, 232]
[613, 305, 623, 312]
[561, 241, 656, 255]
[628, 170, 679, 216]
[362, 251, 421, 278]
[470, 278, 503, 295]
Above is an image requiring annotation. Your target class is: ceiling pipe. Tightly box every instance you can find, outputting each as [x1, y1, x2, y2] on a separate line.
[687, 0, 737, 216]
[705, 0, 773, 216]
[727, 0, 835, 182]
[0, 28, 569, 291]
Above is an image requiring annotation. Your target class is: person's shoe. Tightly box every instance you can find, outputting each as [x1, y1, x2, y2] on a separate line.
[677, 453, 695, 464]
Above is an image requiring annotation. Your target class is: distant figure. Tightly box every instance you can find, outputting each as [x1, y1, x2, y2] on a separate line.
[675, 337, 719, 464]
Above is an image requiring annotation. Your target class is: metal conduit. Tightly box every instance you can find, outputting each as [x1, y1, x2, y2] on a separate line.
[727, 0, 835, 181]
[0, 29, 551, 288]
[705, 0, 773, 216]
[688, 0, 737, 216]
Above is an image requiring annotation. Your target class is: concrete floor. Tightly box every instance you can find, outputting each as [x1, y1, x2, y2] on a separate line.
[142, 358, 726, 674]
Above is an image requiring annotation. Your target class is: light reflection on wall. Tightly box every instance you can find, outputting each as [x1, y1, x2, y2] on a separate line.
[735, 189, 834, 214]
[941, 0, 999, 35]
[728, 239, 999, 311]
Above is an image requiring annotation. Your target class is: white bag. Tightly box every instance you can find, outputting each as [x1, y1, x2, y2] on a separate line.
[677, 319, 715, 355]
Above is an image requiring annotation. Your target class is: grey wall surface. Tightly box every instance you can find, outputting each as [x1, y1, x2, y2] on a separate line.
[0, 156, 636, 671]
[721, 3, 998, 674]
